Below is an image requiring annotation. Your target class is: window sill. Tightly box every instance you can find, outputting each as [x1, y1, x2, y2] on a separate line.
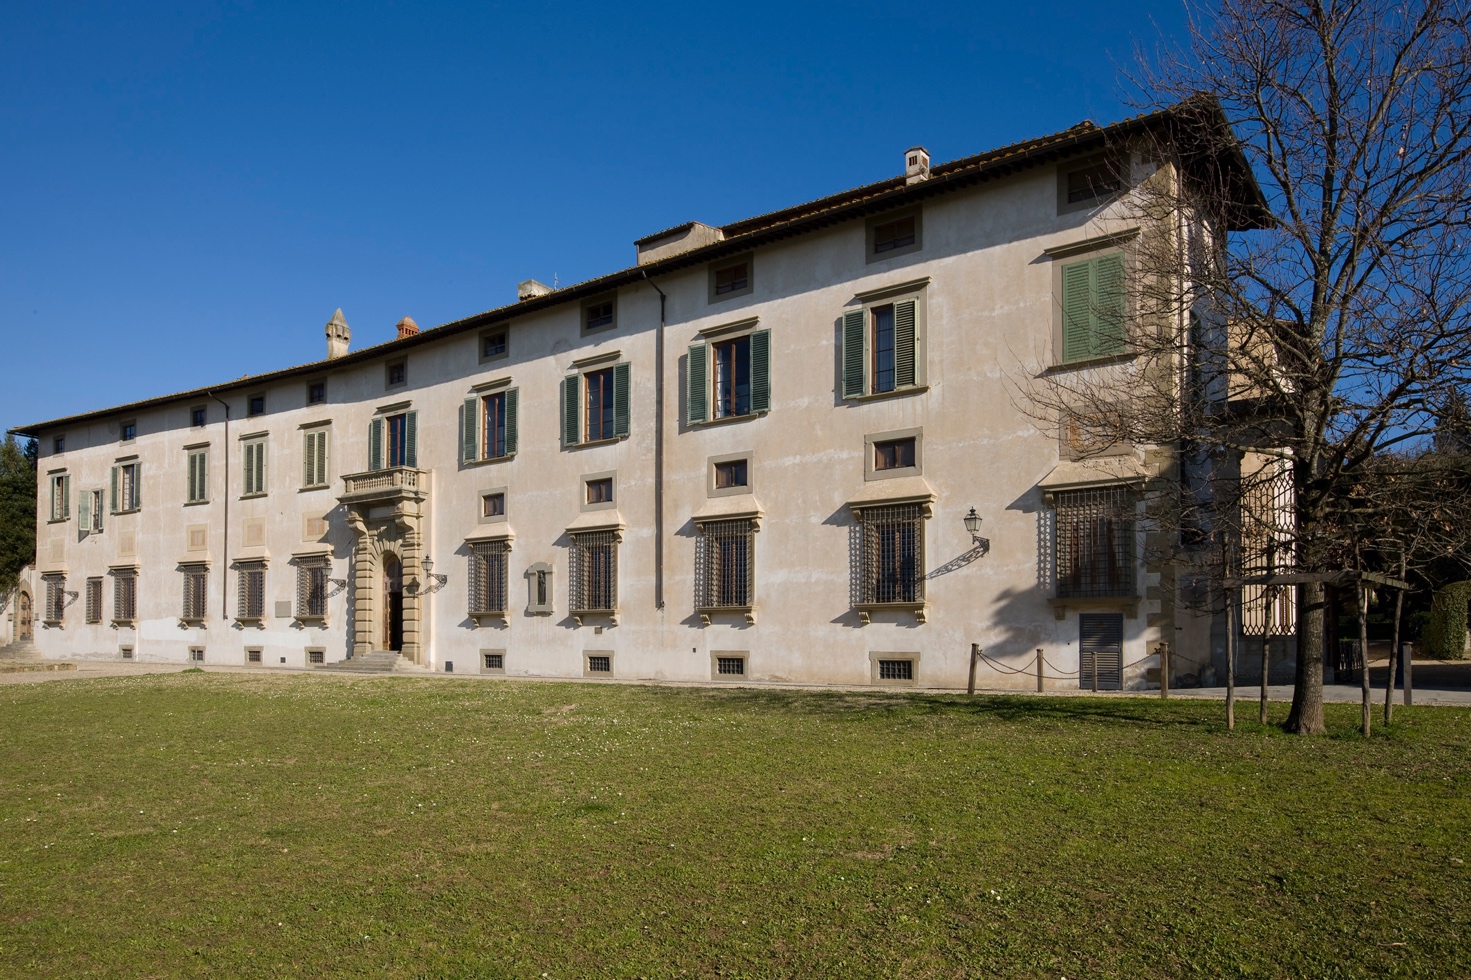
[184, 499, 210, 507]
[697, 604, 756, 626]
[691, 411, 767, 428]
[470, 610, 508, 626]
[239, 493, 268, 501]
[235, 617, 266, 629]
[46, 517, 69, 525]
[113, 508, 140, 517]
[845, 385, 929, 404]
[294, 614, 327, 625]
[571, 608, 618, 627]
[111, 618, 136, 627]
[465, 453, 517, 468]
[42, 619, 63, 627]
[299, 484, 330, 493]
[567, 436, 625, 451]
[855, 601, 927, 624]
[1049, 595, 1138, 620]
[178, 617, 207, 626]
[1047, 352, 1132, 372]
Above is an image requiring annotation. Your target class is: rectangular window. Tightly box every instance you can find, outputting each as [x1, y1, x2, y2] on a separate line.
[585, 477, 613, 506]
[189, 648, 205, 663]
[387, 414, 408, 467]
[483, 652, 504, 671]
[712, 260, 751, 298]
[714, 459, 748, 489]
[697, 519, 755, 611]
[187, 449, 209, 503]
[247, 649, 263, 663]
[85, 578, 102, 624]
[1053, 486, 1135, 598]
[468, 541, 510, 616]
[121, 421, 136, 442]
[242, 439, 267, 496]
[296, 557, 330, 619]
[570, 530, 618, 614]
[120, 646, 133, 660]
[687, 330, 769, 424]
[182, 566, 209, 621]
[878, 659, 914, 680]
[111, 462, 140, 513]
[113, 570, 137, 623]
[481, 329, 507, 360]
[586, 655, 611, 673]
[872, 216, 916, 254]
[49, 473, 70, 521]
[191, 406, 207, 427]
[308, 649, 325, 664]
[53, 436, 64, 454]
[44, 575, 65, 623]
[237, 561, 265, 620]
[248, 395, 265, 417]
[857, 504, 926, 605]
[585, 368, 615, 442]
[302, 430, 329, 488]
[83, 489, 103, 532]
[307, 381, 326, 405]
[1060, 254, 1127, 363]
[369, 411, 417, 470]
[1066, 161, 1122, 205]
[716, 655, 745, 676]
[483, 392, 508, 459]
[841, 297, 920, 398]
[584, 299, 615, 332]
[387, 360, 407, 387]
[482, 492, 505, 518]
[713, 336, 752, 418]
[874, 438, 916, 471]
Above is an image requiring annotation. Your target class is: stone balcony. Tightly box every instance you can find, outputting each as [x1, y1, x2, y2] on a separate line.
[339, 466, 428, 506]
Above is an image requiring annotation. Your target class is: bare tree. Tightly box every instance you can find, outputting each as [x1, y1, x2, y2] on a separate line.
[1029, 0, 1471, 733]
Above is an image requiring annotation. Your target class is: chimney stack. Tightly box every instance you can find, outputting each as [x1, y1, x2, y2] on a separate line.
[518, 279, 553, 301]
[905, 146, 931, 184]
[325, 308, 351, 359]
[396, 316, 420, 340]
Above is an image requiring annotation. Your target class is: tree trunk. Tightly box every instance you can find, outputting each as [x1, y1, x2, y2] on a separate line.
[1386, 583, 1404, 727]
[1358, 583, 1372, 737]
[1286, 581, 1327, 734]
[1225, 593, 1236, 731]
[1259, 586, 1271, 725]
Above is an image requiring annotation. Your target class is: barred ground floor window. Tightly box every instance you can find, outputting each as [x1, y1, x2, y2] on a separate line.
[237, 561, 265, 620]
[181, 564, 209, 621]
[296, 557, 330, 619]
[856, 504, 927, 606]
[1053, 486, 1135, 598]
[468, 540, 510, 616]
[570, 530, 618, 618]
[85, 578, 103, 624]
[695, 518, 756, 621]
[113, 569, 137, 623]
[43, 575, 65, 623]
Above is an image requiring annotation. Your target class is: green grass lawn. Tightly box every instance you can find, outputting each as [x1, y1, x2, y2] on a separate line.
[1, 674, 1468, 978]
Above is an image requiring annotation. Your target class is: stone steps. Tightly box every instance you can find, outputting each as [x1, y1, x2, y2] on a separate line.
[317, 650, 427, 673]
[0, 642, 42, 661]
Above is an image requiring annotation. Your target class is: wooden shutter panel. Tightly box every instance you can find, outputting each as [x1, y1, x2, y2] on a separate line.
[505, 388, 519, 455]
[369, 417, 384, 470]
[317, 432, 328, 486]
[841, 308, 867, 397]
[62, 475, 70, 519]
[198, 452, 208, 500]
[1061, 259, 1093, 363]
[247, 444, 258, 495]
[612, 362, 631, 438]
[562, 375, 580, 446]
[404, 411, 417, 468]
[461, 398, 477, 463]
[254, 443, 266, 495]
[78, 487, 91, 533]
[894, 300, 917, 388]
[749, 329, 771, 413]
[110, 466, 118, 514]
[686, 343, 708, 424]
[190, 453, 200, 502]
[302, 436, 314, 487]
[132, 462, 140, 508]
[1093, 253, 1126, 356]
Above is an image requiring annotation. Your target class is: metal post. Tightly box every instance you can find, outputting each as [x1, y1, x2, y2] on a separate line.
[1159, 641, 1170, 699]
[1091, 649, 1099, 693]
[1036, 648, 1044, 693]
[1225, 593, 1236, 731]
[1403, 642, 1414, 707]
[967, 643, 978, 696]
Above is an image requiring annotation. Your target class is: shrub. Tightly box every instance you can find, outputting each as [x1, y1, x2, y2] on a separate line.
[1422, 581, 1471, 660]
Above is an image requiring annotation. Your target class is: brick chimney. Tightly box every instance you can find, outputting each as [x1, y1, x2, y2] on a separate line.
[396, 316, 420, 340]
[325, 308, 351, 359]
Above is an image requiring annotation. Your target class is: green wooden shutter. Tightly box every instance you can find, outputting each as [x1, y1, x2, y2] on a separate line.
[461, 397, 478, 463]
[243, 444, 255, 495]
[686, 343, 708, 424]
[317, 431, 328, 486]
[78, 487, 91, 532]
[841, 308, 867, 397]
[404, 411, 417, 468]
[749, 329, 770, 413]
[132, 462, 140, 509]
[255, 443, 264, 495]
[1061, 259, 1094, 363]
[190, 453, 200, 502]
[613, 362, 631, 438]
[562, 375, 580, 447]
[110, 466, 118, 514]
[369, 417, 384, 470]
[198, 451, 208, 500]
[1093, 253, 1126, 356]
[302, 436, 313, 487]
[62, 475, 71, 519]
[505, 388, 519, 455]
[894, 300, 917, 388]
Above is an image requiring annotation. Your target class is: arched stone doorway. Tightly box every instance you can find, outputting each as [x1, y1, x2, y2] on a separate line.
[17, 590, 32, 643]
[382, 554, 404, 652]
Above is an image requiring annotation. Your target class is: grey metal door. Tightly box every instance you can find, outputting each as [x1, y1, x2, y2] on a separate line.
[1079, 613, 1123, 690]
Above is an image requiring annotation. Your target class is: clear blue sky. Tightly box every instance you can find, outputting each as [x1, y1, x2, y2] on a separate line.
[0, 1, 1189, 436]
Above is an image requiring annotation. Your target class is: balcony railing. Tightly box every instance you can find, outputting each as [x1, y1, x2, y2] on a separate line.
[341, 466, 427, 498]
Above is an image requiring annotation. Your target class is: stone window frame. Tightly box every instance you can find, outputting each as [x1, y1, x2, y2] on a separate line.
[478, 485, 509, 525]
[583, 650, 615, 678]
[190, 405, 208, 428]
[1056, 153, 1127, 215]
[581, 294, 618, 336]
[580, 470, 618, 513]
[481, 649, 507, 674]
[47, 470, 70, 523]
[479, 324, 510, 364]
[110, 565, 138, 625]
[1045, 228, 1138, 368]
[864, 427, 923, 482]
[185, 444, 210, 505]
[869, 651, 921, 686]
[527, 562, 554, 616]
[865, 205, 922, 263]
[708, 253, 754, 304]
[236, 560, 267, 623]
[708, 450, 754, 499]
[246, 393, 266, 418]
[385, 358, 408, 390]
[84, 577, 103, 624]
[120, 419, 138, 443]
[306, 379, 327, 405]
[840, 277, 931, 401]
[180, 563, 210, 624]
[711, 651, 748, 678]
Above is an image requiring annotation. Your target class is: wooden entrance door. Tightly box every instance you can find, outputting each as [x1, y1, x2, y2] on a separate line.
[382, 556, 404, 652]
[17, 591, 32, 642]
